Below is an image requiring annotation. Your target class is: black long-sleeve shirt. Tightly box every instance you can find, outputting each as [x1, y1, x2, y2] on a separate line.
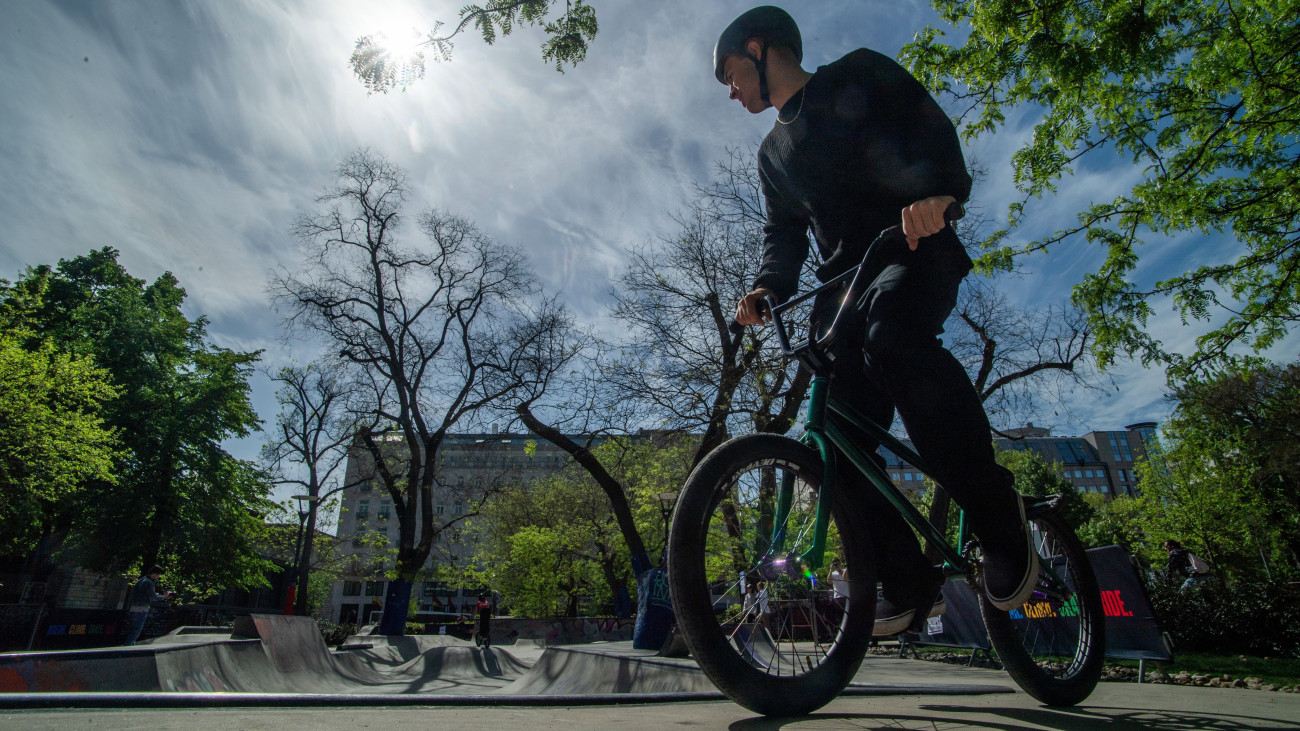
[753, 48, 973, 302]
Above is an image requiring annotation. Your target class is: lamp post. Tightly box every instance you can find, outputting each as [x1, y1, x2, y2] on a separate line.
[290, 494, 321, 616]
[657, 492, 678, 564]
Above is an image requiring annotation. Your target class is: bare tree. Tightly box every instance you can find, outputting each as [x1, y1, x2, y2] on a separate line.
[947, 277, 1108, 434]
[487, 299, 656, 591]
[486, 150, 813, 593]
[271, 149, 535, 635]
[607, 148, 812, 465]
[261, 359, 359, 616]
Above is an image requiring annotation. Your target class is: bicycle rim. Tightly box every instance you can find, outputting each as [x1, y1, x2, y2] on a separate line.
[982, 505, 1105, 705]
[668, 434, 874, 715]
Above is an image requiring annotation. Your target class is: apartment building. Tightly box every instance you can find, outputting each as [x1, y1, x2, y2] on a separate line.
[880, 421, 1159, 499]
[327, 430, 615, 624]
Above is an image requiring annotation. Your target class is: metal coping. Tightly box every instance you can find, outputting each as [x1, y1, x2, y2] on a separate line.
[0, 684, 1013, 709]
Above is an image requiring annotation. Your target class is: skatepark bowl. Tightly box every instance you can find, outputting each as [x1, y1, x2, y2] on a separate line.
[0, 614, 1013, 708]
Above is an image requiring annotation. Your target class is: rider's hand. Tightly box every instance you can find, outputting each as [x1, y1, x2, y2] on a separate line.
[901, 195, 957, 250]
[735, 288, 773, 326]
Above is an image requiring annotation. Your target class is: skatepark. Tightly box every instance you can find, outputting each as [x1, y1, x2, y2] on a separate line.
[2, 614, 1299, 729]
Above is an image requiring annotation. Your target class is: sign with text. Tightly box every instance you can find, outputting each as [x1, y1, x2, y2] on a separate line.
[905, 544, 1170, 661]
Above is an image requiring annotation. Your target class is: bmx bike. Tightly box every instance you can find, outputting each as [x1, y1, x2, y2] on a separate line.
[666, 212, 1106, 716]
[473, 622, 491, 649]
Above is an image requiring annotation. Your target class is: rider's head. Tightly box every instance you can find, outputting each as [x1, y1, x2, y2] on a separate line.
[714, 6, 802, 113]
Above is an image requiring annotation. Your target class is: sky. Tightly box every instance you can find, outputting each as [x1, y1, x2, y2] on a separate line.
[2, 1, 1291, 507]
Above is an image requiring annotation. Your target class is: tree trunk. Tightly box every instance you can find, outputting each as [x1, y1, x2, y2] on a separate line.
[516, 404, 650, 571]
[378, 576, 414, 635]
[294, 505, 318, 616]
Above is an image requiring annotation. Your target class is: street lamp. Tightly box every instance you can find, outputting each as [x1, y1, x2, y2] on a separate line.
[290, 494, 321, 616]
[657, 492, 678, 563]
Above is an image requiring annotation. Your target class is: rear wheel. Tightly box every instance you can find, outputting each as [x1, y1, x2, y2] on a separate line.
[667, 434, 876, 716]
[981, 500, 1105, 706]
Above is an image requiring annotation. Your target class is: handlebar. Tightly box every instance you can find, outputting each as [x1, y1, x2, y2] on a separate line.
[734, 203, 964, 360]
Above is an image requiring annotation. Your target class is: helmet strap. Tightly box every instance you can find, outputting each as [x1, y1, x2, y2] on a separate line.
[751, 41, 771, 107]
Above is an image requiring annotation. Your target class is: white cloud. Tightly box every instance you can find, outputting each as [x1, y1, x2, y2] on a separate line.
[1, 0, 1287, 480]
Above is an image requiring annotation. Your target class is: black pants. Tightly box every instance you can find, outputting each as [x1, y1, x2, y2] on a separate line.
[813, 230, 1018, 603]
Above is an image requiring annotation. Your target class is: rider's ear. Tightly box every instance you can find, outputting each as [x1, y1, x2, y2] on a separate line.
[745, 38, 763, 59]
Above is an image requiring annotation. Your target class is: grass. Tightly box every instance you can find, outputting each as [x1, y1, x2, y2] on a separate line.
[882, 643, 1300, 688]
[1116, 652, 1300, 688]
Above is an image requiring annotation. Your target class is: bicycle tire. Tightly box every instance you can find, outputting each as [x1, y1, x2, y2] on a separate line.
[667, 434, 876, 716]
[980, 501, 1105, 706]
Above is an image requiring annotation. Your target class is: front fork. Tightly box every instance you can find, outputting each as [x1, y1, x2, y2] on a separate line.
[767, 377, 836, 575]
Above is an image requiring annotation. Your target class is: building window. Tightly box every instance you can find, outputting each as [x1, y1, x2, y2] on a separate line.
[891, 473, 901, 481]
[454, 504, 463, 515]
[359, 480, 372, 493]
[365, 581, 385, 597]
[357, 500, 369, 519]
[378, 501, 390, 520]
[1084, 469, 1094, 478]
[343, 581, 362, 596]
[1073, 470, 1083, 479]
[1108, 432, 1134, 462]
[436, 504, 444, 515]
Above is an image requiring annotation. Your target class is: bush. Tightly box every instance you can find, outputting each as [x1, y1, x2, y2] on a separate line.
[405, 621, 427, 635]
[1148, 579, 1300, 658]
[314, 619, 357, 647]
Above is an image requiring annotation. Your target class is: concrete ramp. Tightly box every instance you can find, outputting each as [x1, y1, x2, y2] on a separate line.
[1, 618, 1015, 705]
[1, 615, 532, 695]
[499, 645, 714, 695]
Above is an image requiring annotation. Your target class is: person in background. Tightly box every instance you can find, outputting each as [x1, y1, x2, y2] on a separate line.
[474, 593, 493, 648]
[1163, 540, 1212, 590]
[123, 565, 169, 645]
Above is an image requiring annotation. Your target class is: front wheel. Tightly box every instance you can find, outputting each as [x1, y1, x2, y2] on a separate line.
[667, 434, 876, 716]
[981, 500, 1105, 706]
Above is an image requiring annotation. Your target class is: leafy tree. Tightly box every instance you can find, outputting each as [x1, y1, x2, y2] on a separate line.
[1134, 361, 1300, 581]
[262, 498, 351, 617]
[272, 149, 536, 634]
[352, 0, 598, 93]
[1172, 361, 1300, 573]
[1074, 493, 1147, 555]
[0, 325, 118, 555]
[995, 447, 1092, 530]
[448, 435, 693, 616]
[903, 0, 1300, 378]
[2, 250, 273, 594]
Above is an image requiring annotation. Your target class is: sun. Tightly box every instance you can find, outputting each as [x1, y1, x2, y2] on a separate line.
[365, 6, 427, 57]
[350, 4, 434, 93]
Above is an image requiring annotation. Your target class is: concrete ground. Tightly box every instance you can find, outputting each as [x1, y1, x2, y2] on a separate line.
[4, 651, 1298, 729]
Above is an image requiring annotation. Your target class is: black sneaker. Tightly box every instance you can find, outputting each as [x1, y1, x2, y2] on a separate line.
[873, 568, 946, 637]
[981, 499, 1040, 611]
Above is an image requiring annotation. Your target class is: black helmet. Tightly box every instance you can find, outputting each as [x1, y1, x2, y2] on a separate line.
[713, 6, 803, 87]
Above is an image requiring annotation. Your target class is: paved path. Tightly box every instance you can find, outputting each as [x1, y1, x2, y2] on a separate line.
[4, 616, 1298, 728]
[4, 677, 1299, 730]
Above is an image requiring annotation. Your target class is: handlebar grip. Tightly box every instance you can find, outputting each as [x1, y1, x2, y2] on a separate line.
[944, 201, 964, 224]
[729, 297, 774, 336]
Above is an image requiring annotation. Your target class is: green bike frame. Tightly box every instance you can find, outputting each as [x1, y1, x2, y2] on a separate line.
[768, 376, 972, 576]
